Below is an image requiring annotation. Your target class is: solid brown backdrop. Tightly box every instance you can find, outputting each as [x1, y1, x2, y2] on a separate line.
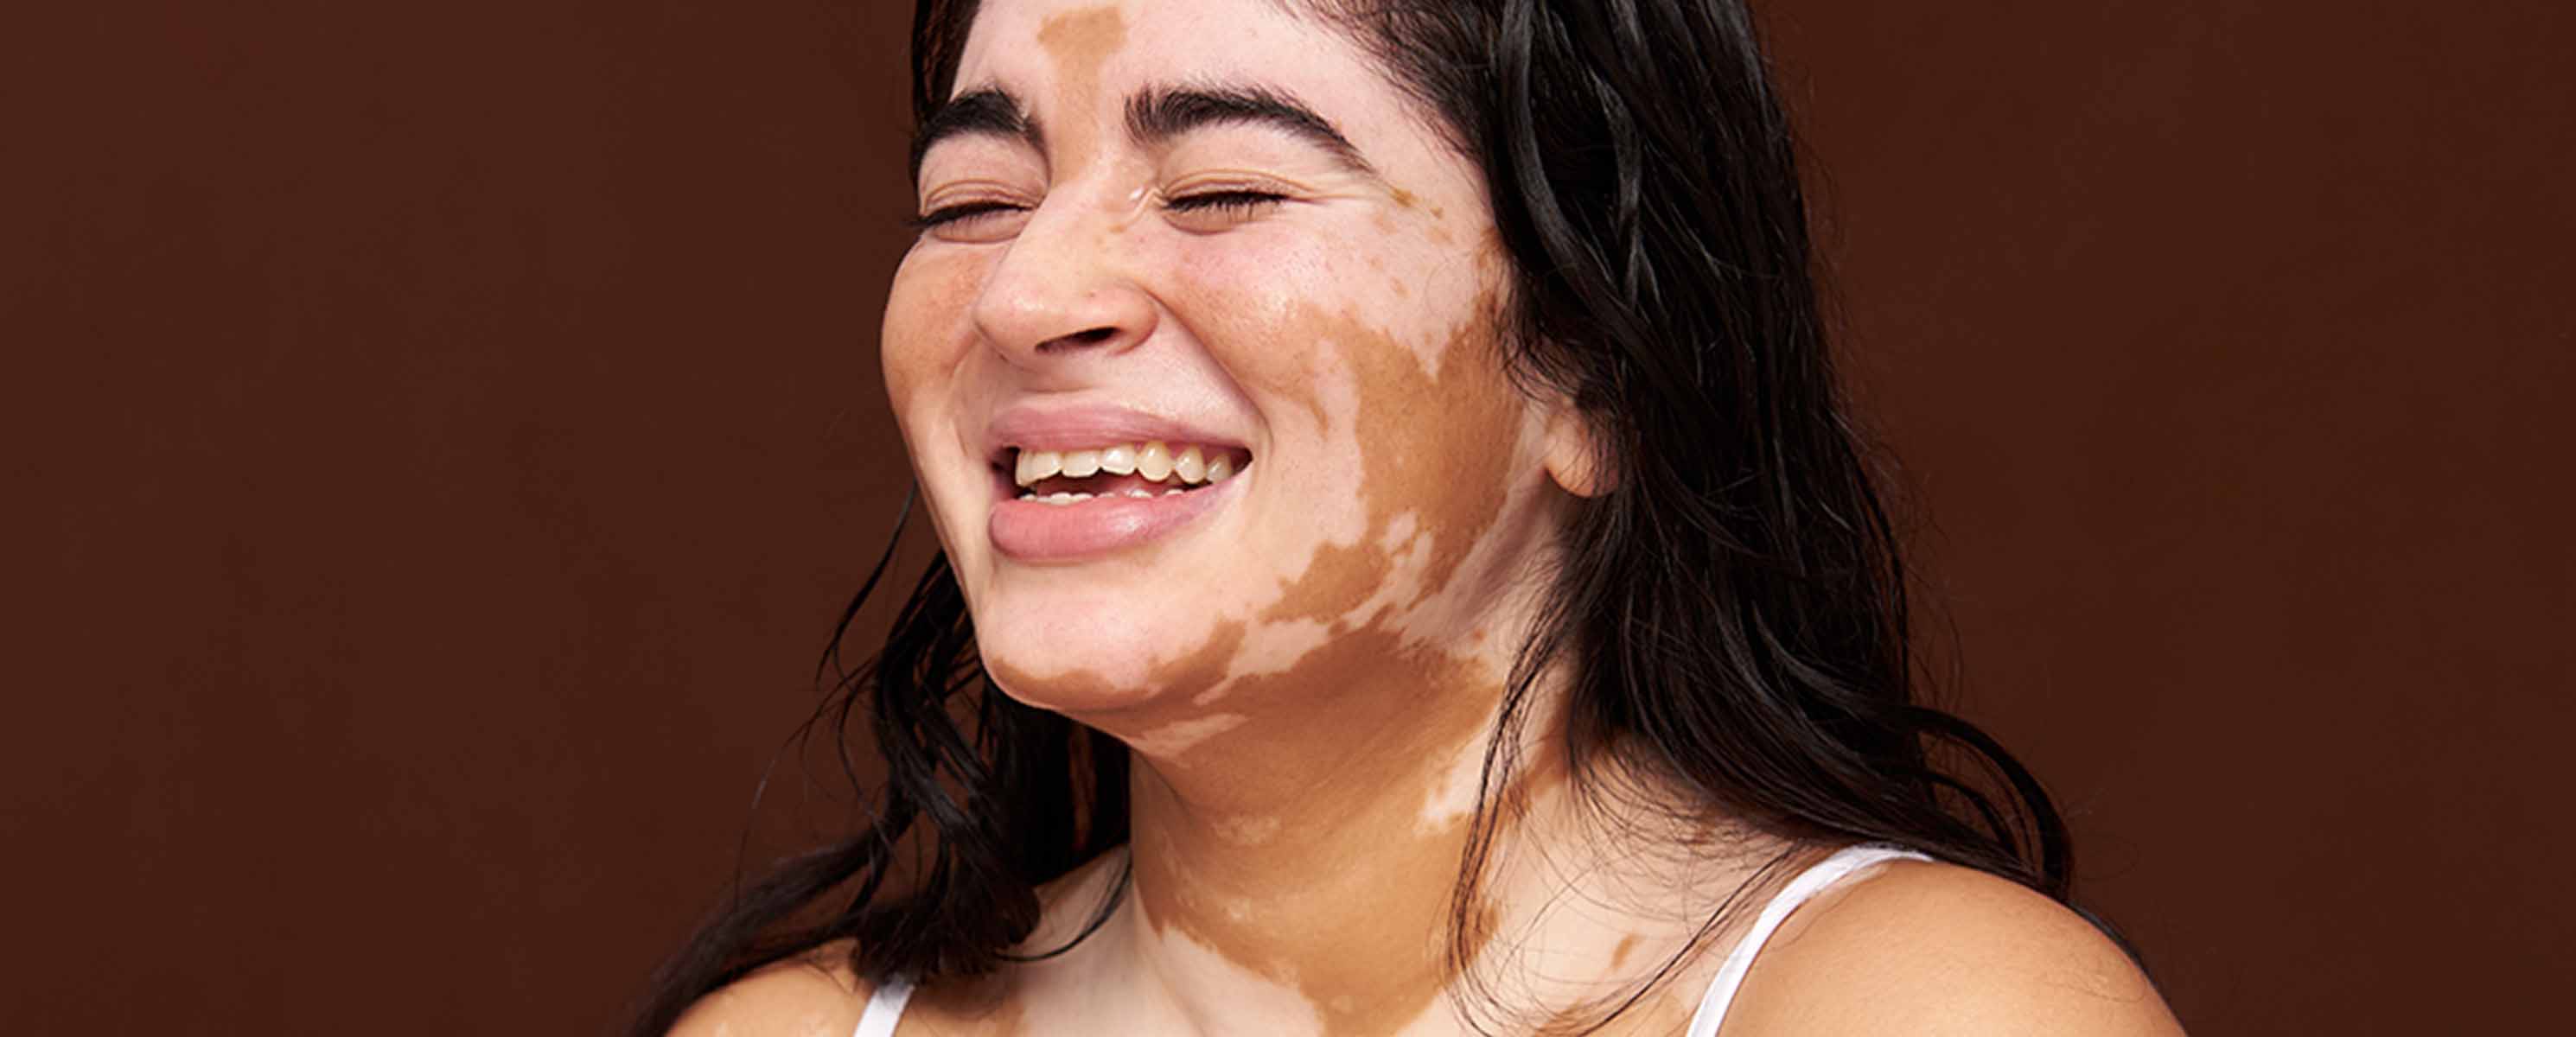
[4, 1, 2566, 1033]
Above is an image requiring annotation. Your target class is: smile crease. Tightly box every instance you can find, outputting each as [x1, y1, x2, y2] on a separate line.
[1011, 441, 1247, 504]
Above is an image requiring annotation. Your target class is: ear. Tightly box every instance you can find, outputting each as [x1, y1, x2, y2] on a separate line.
[1540, 402, 1611, 498]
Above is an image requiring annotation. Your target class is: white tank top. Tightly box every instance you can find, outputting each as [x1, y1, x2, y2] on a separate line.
[852, 843, 1928, 1037]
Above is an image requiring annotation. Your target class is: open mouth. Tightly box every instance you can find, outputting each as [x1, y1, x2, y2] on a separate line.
[1003, 440, 1252, 504]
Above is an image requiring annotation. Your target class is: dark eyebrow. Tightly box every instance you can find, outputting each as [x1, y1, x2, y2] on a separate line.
[1125, 82, 1377, 177]
[910, 87, 1044, 178]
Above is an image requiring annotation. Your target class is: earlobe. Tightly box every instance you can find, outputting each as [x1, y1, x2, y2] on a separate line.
[1540, 405, 1611, 498]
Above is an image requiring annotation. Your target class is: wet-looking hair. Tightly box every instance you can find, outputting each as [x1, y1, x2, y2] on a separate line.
[631, 1, 2121, 1033]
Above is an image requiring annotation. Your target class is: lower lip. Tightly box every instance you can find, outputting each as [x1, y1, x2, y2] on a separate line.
[988, 480, 1240, 561]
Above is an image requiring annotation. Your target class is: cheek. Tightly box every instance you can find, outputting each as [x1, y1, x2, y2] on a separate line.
[1279, 301, 1527, 629]
[881, 245, 994, 552]
[879, 246, 985, 418]
[1170, 215, 1508, 417]
[1164, 240, 1341, 427]
[1172, 233, 1531, 628]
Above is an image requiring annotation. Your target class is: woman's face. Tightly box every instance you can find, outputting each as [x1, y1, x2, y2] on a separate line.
[883, 0, 1573, 738]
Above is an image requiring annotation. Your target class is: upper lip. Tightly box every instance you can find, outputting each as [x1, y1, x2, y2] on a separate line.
[982, 402, 1248, 464]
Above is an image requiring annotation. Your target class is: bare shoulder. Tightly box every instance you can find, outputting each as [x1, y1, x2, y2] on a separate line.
[666, 941, 874, 1037]
[1721, 859, 2185, 1035]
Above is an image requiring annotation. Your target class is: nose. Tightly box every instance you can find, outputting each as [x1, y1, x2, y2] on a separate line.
[971, 198, 1157, 370]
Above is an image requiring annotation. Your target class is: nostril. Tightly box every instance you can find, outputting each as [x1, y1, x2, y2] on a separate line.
[1036, 327, 1120, 353]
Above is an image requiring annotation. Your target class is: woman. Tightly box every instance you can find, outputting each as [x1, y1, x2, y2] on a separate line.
[641, 0, 2183, 1033]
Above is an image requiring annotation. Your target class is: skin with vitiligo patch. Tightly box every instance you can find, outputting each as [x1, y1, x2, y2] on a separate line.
[679, 0, 2189, 1032]
[1033, 7, 1123, 172]
[877, 1, 1812, 1034]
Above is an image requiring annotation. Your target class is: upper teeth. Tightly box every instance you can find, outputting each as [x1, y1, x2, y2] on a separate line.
[1014, 441, 1240, 488]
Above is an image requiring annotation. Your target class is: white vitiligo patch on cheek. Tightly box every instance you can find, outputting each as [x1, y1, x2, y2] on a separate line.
[1413, 731, 1493, 834]
[1366, 513, 1441, 630]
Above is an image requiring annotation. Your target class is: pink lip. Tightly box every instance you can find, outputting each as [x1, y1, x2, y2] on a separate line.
[989, 480, 1241, 560]
[981, 403, 1250, 562]
[984, 403, 1248, 459]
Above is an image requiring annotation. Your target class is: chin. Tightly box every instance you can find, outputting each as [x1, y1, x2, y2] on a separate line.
[968, 590, 1246, 718]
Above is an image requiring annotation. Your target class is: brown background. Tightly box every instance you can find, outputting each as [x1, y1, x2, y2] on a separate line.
[3, 1, 2566, 1033]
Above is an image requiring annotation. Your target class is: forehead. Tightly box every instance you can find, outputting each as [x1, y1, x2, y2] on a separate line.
[951, 0, 1425, 147]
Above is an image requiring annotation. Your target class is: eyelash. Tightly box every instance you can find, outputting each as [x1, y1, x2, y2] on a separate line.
[907, 200, 1021, 232]
[1164, 189, 1287, 218]
[909, 189, 1289, 231]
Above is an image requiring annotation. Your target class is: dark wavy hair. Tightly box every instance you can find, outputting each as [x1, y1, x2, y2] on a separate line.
[630, 0, 2112, 1032]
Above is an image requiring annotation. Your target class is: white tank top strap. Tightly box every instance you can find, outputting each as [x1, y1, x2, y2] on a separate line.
[1683, 843, 1931, 1037]
[851, 974, 915, 1037]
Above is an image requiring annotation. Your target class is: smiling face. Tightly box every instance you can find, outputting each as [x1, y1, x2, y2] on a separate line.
[883, 0, 1577, 744]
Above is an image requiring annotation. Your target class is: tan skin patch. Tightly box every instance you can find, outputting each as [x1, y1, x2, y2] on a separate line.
[1383, 186, 1453, 232]
[1253, 302, 1520, 627]
[1033, 6, 1127, 171]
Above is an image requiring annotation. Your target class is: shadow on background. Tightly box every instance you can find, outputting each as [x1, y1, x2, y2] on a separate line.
[3, 1, 2566, 1033]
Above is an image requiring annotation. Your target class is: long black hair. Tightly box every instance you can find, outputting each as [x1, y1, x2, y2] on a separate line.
[631, 0, 2104, 1032]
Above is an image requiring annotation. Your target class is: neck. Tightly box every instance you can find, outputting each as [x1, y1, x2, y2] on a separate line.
[1099, 625, 1561, 1035]
[1004, 515, 1768, 1032]
[997, 654, 1793, 1037]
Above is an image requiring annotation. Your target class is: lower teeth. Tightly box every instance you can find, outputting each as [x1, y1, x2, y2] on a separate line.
[1019, 486, 1204, 505]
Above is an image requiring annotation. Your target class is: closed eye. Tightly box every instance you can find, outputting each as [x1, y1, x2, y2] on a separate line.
[1165, 190, 1287, 218]
[909, 200, 1027, 232]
